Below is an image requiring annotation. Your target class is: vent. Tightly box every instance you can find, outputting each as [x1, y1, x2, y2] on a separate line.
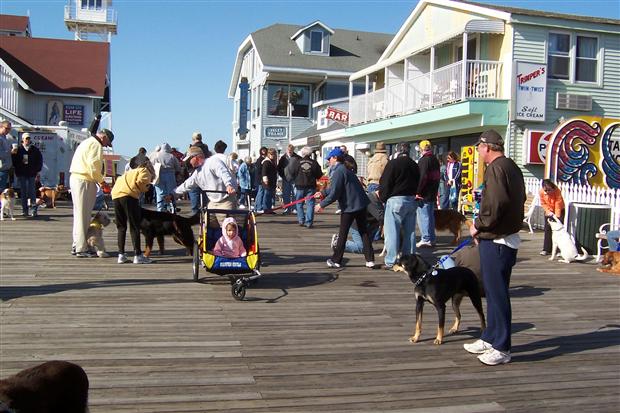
[556, 93, 592, 111]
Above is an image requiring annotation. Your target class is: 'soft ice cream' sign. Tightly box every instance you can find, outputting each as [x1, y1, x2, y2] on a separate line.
[514, 61, 547, 122]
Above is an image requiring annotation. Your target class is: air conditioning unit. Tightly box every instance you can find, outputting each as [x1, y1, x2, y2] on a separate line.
[556, 93, 592, 111]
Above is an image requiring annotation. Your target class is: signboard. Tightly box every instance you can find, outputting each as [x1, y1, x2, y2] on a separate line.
[63, 104, 84, 126]
[326, 106, 349, 124]
[264, 126, 288, 140]
[47, 100, 63, 125]
[523, 129, 552, 165]
[514, 61, 547, 122]
[237, 78, 249, 137]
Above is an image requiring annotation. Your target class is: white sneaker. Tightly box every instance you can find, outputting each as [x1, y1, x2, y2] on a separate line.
[366, 261, 376, 268]
[326, 259, 341, 268]
[335, 209, 341, 214]
[117, 253, 130, 264]
[463, 339, 493, 354]
[133, 254, 153, 264]
[330, 234, 339, 250]
[416, 240, 434, 248]
[478, 348, 511, 365]
[238, 204, 246, 209]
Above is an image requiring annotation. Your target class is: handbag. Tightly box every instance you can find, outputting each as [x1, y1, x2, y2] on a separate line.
[449, 186, 458, 204]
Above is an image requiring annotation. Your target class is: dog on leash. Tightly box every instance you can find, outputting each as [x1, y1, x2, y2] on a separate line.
[397, 253, 486, 345]
[597, 251, 620, 274]
[1, 188, 16, 221]
[86, 211, 112, 257]
[0, 360, 89, 413]
[140, 208, 200, 257]
[548, 216, 588, 263]
[434, 209, 467, 244]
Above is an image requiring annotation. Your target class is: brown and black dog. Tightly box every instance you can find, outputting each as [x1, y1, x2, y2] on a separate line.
[140, 208, 200, 257]
[434, 209, 467, 244]
[0, 360, 89, 413]
[397, 253, 486, 345]
[597, 251, 620, 274]
[38, 185, 68, 208]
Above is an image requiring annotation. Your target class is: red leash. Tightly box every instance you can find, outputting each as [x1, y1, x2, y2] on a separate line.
[266, 194, 317, 212]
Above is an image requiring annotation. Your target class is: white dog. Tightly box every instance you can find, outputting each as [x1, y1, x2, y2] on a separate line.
[548, 215, 588, 263]
[86, 211, 112, 257]
[0, 188, 16, 221]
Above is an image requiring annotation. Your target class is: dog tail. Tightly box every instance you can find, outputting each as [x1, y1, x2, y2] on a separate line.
[576, 247, 589, 261]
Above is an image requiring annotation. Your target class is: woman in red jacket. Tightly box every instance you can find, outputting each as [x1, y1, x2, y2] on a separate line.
[539, 179, 565, 256]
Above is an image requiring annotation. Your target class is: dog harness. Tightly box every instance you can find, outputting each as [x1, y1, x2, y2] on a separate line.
[414, 238, 473, 287]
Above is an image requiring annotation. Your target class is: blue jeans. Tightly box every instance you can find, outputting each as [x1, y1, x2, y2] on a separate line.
[479, 239, 517, 352]
[254, 185, 265, 211]
[295, 187, 315, 226]
[417, 199, 436, 243]
[262, 186, 274, 210]
[239, 188, 251, 206]
[18, 175, 36, 215]
[384, 196, 417, 267]
[189, 187, 207, 214]
[0, 170, 8, 192]
[282, 179, 294, 209]
[345, 227, 380, 254]
[155, 170, 176, 212]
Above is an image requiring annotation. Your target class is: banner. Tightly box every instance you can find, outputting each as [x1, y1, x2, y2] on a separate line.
[514, 61, 547, 122]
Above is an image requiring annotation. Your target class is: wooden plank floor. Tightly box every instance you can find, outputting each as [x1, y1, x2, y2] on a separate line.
[1, 201, 619, 412]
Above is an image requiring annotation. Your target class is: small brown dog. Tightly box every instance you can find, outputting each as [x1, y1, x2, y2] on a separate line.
[434, 209, 467, 244]
[1, 188, 16, 221]
[39, 184, 68, 208]
[597, 251, 620, 274]
[0, 360, 89, 413]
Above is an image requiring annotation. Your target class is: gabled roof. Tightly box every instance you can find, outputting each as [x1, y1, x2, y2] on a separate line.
[0, 14, 30, 35]
[0, 36, 109, 97]
[253, 23, 392, 73]
[290, 21, 335, 40]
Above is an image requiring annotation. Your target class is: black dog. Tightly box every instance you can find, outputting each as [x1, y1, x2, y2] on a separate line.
[0, 360, 89, 413]
[140, 208, 200, 257]
[398, 254, 486, 345]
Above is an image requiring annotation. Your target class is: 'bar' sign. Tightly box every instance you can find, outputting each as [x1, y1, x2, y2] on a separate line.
[326, 107, 349, 124]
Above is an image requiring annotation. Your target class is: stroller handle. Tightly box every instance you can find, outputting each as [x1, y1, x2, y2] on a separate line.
[200, 190, 229, 194]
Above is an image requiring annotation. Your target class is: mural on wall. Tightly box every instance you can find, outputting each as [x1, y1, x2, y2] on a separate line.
[545, 116, 620, 189]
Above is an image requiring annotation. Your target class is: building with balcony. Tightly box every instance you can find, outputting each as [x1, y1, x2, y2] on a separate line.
[228, 21, 392, 162]
[346, 0, 620, 178]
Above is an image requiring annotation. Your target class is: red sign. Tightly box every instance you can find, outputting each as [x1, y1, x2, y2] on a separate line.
[525, 130, 552, 164]
[326, 107, 349, 124]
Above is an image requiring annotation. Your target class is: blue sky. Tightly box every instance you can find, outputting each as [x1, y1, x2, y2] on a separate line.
[2, 0, 619, 157]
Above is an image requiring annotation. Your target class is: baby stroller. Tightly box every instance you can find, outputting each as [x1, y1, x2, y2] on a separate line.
[193, 191, 261, 300]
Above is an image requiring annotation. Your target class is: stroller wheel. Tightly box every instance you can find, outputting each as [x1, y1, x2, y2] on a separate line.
[231, 279, 246, 301]
[192, 242, 200, 282]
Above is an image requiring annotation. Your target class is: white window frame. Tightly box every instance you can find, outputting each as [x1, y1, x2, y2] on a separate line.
[309, 30, 324, 53]
[547, 31, 602, 86]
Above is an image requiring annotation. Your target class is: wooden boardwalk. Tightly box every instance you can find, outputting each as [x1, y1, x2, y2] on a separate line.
[1, 201, 619, 412]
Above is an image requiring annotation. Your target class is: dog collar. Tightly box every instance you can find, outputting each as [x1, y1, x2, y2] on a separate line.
[90, 222, 104, 230]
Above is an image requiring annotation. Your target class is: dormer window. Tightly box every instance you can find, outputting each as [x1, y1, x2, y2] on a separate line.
[310, 31, 323, 52]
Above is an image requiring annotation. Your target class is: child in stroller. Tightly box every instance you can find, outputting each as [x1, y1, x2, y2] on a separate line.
[213, 216, 247, 258]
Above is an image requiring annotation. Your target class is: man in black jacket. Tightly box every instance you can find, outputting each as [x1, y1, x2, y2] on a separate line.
[286, 146, 322, 227]
[260, 148, 278, 212]
[416, 139, 440, 248]
[253, 146, 267, 212]
[11, 133, 43, 217]
[340, 145, 358, 174]
[378, 142, 420, 270]
[463, 129, 525, 366]
[277, 144, 300, 214]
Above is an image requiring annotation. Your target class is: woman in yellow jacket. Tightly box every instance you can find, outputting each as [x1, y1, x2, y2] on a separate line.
[539, 179, 565, 256]
[112, 159, 154, 264]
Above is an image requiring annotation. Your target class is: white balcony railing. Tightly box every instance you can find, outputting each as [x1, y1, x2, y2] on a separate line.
[350, 60, 502, 125]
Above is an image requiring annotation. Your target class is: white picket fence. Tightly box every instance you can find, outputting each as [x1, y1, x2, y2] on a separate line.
[524, 178, 620, 230]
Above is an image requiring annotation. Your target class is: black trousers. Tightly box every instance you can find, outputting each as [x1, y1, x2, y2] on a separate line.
[543, 209, 565, 253]
[114, 196, 142, 255]
[331, 208, 374, 264]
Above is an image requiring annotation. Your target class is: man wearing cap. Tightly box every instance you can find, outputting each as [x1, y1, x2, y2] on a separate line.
[11, 133, 43, 217]
[315, 147, 375, 269]
[69, 114, 114, 257]
[187, 132, 212, 214]
[416, 139, 441, 248]
[174, 140, 237, 224]
[366, 142, 388, 193]
[463, 129, 525, 366]
[378, 142, 420, 270]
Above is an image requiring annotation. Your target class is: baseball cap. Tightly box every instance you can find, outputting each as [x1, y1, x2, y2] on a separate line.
[182, 145, 204, 161]
[419, 139, 431, 150]
[475, 129, 504, 146]
[100, 129, 114, 146]
[327, 147, 344, 159]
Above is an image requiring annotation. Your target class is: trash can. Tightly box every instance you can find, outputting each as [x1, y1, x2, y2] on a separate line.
[566, 202, 612, 255]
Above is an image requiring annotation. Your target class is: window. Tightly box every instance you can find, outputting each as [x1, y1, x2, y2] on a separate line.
[267, 84, 310, 118]
[576, 36, 598, 82]
[548, 33, 570, 80]
[310, 31, 323, 52]
[81, 0, 102, 8]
